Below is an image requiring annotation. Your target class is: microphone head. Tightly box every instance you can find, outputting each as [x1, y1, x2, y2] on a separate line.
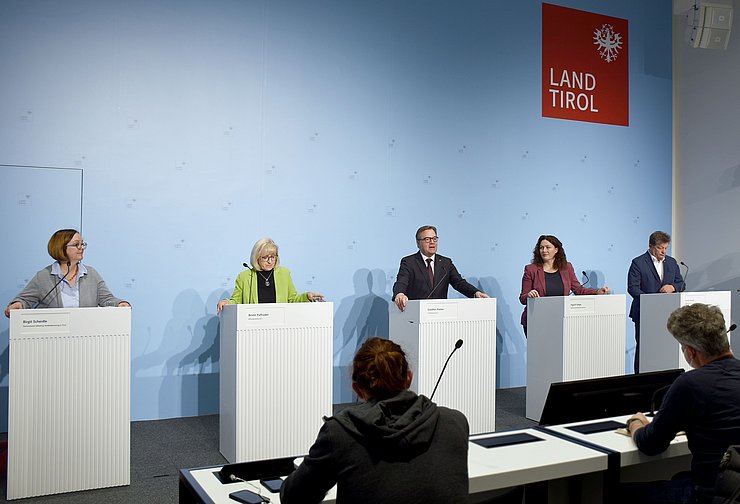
[582, 270, 587, 277]
[680, 261, 687, 267]
[729, 323, 737, 333]
[455, 339, 463, 349]
[243, 262, 250, 269]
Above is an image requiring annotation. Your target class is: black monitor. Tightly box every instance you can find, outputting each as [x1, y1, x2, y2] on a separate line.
[538, 368, 685, 426]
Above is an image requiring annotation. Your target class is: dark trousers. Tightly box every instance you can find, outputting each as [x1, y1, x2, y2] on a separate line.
[620, 477, 697, 504]
[634, 321, 640, 373]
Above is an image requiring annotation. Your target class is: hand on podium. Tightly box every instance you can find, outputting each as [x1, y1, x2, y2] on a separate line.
[394, 293, 408, 312]
[4, 301, 22, 318]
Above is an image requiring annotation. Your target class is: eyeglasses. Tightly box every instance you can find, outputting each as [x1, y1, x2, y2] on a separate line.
[260, 255, 277, 262]
[416, 236, 439, 243]
[66, 242, 87, 249]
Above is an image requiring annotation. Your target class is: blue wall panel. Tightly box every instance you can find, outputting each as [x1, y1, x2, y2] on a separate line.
[0, 166, 83, 431]
[0, 0, 673, 422]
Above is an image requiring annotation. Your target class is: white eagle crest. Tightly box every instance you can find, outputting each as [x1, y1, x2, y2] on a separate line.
[593, 24, 622, 63]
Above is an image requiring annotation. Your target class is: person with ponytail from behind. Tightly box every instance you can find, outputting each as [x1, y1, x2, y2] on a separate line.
[281, 337, 469, 504]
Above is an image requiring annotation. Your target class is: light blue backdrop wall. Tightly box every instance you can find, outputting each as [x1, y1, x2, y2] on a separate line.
[0, 0, 673, 427]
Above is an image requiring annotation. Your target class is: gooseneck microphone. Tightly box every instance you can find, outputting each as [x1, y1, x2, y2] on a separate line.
[581, 271, 590, 287]
[679, 261, 689, 292]
[426, 264, 449, 299]
[728, 324, 737, 333]
[243, 262, 254, 304]
[34, 261, 72, 309]
[429, 339, 464, 402]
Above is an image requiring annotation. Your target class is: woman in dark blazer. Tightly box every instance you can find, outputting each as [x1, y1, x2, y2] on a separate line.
[519, 235, 610, 334]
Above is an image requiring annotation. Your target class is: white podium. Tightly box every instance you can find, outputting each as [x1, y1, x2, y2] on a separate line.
[389, 298, 496, 435]
[640, 291, 731, 372]
[7, 307, 131, 500]
[219, 302, 332, 463]
[526, 294, 626, 422]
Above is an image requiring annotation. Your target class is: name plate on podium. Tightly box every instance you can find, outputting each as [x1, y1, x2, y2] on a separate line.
[565, 298, 596, 315]
[422, 302, 459, 320]
[16, 312, 71, 334]
[243, 307, 286, 326]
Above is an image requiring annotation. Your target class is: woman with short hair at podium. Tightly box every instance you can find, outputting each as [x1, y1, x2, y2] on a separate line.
[519, 234, 610, 334]
[4, 228, 130, 317]
[216, 237, 324, 312]
[280, 337, 469, 504]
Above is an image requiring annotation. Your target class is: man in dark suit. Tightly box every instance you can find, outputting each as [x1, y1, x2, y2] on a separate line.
[628, 231, 685, 373]
[392, 225, 488, 311]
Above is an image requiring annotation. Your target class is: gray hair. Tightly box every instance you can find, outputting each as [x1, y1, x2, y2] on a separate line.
[666, 303, 729, 357]
[250, 238, 280, 271]
[649, 231, 671, 247]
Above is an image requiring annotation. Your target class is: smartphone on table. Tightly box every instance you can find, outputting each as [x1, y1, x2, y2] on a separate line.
[229, 489, 266, 504]
[260, 477, 284, 493]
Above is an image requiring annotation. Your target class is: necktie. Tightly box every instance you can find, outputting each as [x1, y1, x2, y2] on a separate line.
[426, 258, 434, 288]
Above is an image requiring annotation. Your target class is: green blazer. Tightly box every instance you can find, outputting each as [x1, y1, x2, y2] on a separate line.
[228, 266, 310, 304]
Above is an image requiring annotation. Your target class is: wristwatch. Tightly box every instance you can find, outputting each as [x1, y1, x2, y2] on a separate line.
[625, 417, 644, 433]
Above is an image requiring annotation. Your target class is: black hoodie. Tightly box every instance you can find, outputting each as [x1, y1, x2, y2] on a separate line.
[281, 390, 469, 504]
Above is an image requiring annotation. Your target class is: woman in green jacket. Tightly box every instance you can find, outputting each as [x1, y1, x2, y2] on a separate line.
[217, 237, 324, 311]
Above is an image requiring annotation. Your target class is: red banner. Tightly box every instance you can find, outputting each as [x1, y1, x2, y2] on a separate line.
[542, 3, 629, 126]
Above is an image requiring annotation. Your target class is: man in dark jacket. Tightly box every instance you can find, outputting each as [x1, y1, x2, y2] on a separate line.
[392, 225, 488, 311]
[624, 303, 740, 503]
[627, 230, 685, 372]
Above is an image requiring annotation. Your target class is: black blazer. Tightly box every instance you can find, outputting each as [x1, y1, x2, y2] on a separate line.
[392, 252, 479, 301]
